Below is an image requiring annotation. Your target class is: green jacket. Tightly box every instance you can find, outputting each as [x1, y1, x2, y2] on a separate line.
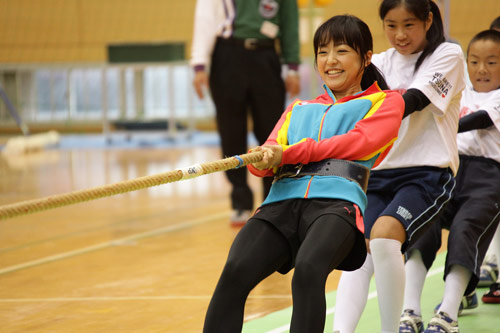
[232, 0, 300, 65]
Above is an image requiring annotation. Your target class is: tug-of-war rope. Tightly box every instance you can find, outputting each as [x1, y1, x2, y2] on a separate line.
[0, 151, 263, 221]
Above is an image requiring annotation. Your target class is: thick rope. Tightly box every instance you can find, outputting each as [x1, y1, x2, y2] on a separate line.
[0, 151, 264, 220]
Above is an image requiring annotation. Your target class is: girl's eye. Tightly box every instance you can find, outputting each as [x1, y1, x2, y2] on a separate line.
[469, 61, 478, 65]
[488, 62, 497, 65]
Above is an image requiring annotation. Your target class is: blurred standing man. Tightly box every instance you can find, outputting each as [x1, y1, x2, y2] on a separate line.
[191, 0, 301, 225]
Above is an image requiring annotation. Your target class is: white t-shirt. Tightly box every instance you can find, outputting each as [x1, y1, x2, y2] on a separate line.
[371, 42, 466, 175]
[190, 0, 231, 68]
[457, 86, 500, 163]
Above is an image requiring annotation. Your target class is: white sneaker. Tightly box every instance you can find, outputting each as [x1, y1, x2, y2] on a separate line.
[424, 311, 459, 333]
[400, 309, 424, 333]
[230, 209, 252, 226]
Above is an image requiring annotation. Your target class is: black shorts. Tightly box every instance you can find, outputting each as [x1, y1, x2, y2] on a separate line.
[250, 198, 366, 273]
[409, 156, 500, 293]
[363, 166, 455, 251]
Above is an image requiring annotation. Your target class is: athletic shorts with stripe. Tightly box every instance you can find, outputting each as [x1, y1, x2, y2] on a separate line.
[407, 155, 500, 294]
[363, 166, 455, 252]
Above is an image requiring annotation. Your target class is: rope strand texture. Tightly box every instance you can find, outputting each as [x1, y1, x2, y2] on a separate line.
[0, 151, 263, 220]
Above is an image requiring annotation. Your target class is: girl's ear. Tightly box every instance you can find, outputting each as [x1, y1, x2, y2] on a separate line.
[425, 11, 433, 33]
[365, 50, 373, 67]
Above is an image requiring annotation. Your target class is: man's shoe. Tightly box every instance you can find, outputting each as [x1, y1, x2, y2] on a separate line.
[482, 282, 500, 304]
[230, 209, 252, 226]
[433, 290, 477, 316]
[424, 311, 459, 333]
[399, 309, 424, 333]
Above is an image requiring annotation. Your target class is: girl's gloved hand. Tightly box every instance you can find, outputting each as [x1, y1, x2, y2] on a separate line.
[250, 145, 283, 170]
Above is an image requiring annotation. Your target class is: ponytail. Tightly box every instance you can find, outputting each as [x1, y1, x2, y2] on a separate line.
[415, 1, 445, 72]
[361, 63, 388, 90]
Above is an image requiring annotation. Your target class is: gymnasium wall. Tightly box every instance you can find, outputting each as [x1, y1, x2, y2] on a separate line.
[0, 0, 196, 63]
[319, 0, 500, 55]
[0, 0, 498, 64]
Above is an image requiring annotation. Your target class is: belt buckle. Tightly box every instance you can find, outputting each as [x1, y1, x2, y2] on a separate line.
[274, 163, 303, 183]
[244, 38, 258, 50]
[290, 163, 303, 177]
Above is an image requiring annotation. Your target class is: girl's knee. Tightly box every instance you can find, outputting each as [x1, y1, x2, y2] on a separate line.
[370, 216, 406, 243]
[219, 258, 252, 288]
[292, 260, 325, 289]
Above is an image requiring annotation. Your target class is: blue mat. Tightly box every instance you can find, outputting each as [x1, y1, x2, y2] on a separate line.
[1, 131, 259, 151]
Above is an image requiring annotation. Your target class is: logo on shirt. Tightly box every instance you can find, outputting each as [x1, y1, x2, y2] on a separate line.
[259, 0, 279, 19]
[396, 206, 413, 221]
[429, 72, 452, 98]
[494, 104, 500, 115]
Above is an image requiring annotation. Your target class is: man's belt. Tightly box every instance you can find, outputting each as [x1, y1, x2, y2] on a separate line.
[217, 37, 275, 50]
[275, 159, 370, 192]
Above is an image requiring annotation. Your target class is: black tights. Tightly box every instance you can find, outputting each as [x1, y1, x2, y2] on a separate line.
[203, 215, 356, 333]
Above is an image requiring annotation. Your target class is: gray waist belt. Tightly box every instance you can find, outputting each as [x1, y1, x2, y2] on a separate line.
[275, 159, 370, 192]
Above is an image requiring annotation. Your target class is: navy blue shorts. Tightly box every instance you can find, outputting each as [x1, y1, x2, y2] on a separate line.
[408, 156, 500, 293]
[363, 166, 455, 250]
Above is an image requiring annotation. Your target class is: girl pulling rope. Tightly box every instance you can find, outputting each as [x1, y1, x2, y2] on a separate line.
[203, 14, 404, 333]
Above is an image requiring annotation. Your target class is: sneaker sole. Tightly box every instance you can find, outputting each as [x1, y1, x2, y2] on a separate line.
[230, 221, 247, 227]
[463, 302, 478, 310]
[482, 296, 500, 303]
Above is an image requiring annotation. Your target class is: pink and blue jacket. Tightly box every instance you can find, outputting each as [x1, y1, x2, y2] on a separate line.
[248, 82, 404, 220]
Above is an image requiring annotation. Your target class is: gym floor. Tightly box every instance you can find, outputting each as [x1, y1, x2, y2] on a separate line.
[0, 133, 497, 332]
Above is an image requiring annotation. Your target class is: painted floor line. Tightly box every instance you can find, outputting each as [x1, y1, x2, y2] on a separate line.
[245, 312, 271, 322]
[0, 198, 227, 255]
[264, 265, 445, 333]
[0, 294, 291, 302]
[0, 211, 229, 276]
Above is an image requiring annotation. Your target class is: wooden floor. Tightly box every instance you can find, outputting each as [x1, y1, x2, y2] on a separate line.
[0, 137, 343, 332]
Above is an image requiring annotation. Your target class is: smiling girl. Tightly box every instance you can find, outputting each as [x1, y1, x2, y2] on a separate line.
[202, 15, 404, 333]
[394, 29, 500, 333]
[333, 1, 466, 333]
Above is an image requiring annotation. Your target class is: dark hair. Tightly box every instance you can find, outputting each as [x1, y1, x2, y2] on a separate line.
[490, 16, 500, 30]
[379, 0, 445, 72]
[313, 15, 388, 90]
[467, 29, 500, 57]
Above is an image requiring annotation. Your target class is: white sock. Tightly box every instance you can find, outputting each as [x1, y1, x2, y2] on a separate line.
[438, 264, 472, 321]
[484, 224, 499, 264]
[333, 253, 374, 333]
[403, 250, 427, 315]
[370, 238, 405, 333]
[492, 225, 500, 283]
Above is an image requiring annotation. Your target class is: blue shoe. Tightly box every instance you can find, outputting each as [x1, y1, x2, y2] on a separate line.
[424, 311, 459, 333]
[433, 290, 477, 316]
[478, 261, 498, 287]
[399, 309, 424, 333]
